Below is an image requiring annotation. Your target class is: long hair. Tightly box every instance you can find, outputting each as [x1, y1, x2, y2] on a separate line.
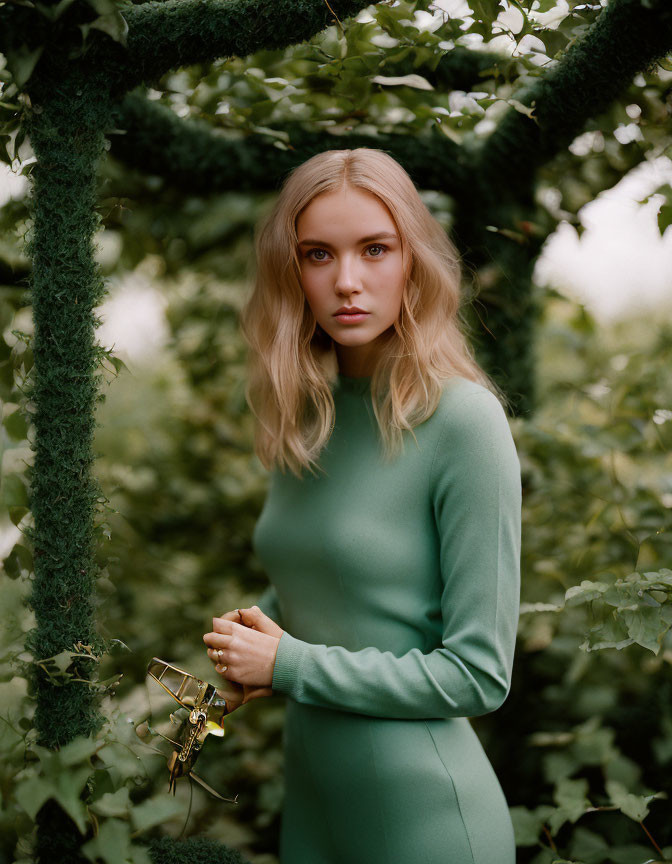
[240, 147, 507, 479]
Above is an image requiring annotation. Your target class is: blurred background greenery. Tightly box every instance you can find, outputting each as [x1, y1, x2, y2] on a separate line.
[2, 0, 672, 861]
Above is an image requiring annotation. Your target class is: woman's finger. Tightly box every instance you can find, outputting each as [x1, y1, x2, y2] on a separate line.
[203, 632, 233, 650]
[207, 647, 227, 666]
[216, 609, 243, 622]
[213, 617, 247, 635]
[237, 606, 284, 638]
[242, 685, 273, 704]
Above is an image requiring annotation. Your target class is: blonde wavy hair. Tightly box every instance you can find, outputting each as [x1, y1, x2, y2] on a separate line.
[240, 147, 508, 479]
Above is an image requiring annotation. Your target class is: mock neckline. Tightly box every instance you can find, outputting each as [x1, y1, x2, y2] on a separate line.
[336, 372, 373, 394]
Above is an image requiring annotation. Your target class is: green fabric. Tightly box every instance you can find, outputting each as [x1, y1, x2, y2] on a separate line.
[256, 582, 284, 627]
[252, 372, 521, 862]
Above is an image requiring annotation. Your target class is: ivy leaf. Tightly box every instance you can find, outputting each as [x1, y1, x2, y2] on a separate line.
[3, 542, 33, 580]
[605, 780, 647, 820]
[3, 404, 28, 440]
[129, 795, 184, 834]
[606, 779, 667, 822]
[621, 605, 668, 654]
[2, 474, 29, 508]
[509, 804, 555, 845]
[15, 761, 92, 833]
[86, 12, 129, 48]
[50, 650, 79, 675]
[89, 786, 132, 818]
[568, 826, 610, 862]
[4, 45, 45, 89]
[14, 775, 50, 824]
[81, 817, 134, 864]
[548, 777, 591, 833]
[58, 735, 102, 767]
[580, 614, 632, 652]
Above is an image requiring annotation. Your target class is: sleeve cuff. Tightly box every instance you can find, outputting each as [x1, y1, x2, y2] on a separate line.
[272, 630, 309, 698]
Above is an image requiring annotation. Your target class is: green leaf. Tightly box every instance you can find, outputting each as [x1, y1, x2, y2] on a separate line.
[81, 817, 133, 864]
[4, 45, 45, 89]
[14, 775, 51, 822]
[621, 605, 668, 654]
[2, 542, 33, 579]
[9, 506, 29, 527]
[58, 734, 102, 767]
[605, 779, 667, 822]
[3, 404, 28, 440]
[87, 10, 130, 47]
[1, 473, 29, 507]
[548, 777, 592, 832]
[568, 826, 609, 863]
[370, 73, 434, 90]
[657, 204, 672, 237]
[509, 804, 555, 846]
[90, 786, 132, 818]
[15, 762, 92, 833]
[609, 843, 666, 864]
[129, 794, 184, 834]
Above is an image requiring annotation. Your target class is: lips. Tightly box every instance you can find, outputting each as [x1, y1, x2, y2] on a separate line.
[334, 307, 368, 316]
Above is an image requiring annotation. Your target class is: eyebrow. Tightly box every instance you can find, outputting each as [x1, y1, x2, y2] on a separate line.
[297, 232, 399, 248]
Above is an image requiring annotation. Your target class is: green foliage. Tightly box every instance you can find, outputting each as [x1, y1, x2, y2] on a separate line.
[2, 0, 672, 861]
[490, 293, 672, 864]
[3, 197, 672, 861]
[565, 569, 672, 654]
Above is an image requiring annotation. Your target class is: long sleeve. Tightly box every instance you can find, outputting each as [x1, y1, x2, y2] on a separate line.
[256, 582, 285, 629]
[270, 388, 522, 720]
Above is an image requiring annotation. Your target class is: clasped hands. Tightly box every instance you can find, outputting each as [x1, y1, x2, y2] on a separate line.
[203, 606, 284, 715]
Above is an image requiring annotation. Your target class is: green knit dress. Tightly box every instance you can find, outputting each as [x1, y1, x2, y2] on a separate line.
[252, 372, 521, 864]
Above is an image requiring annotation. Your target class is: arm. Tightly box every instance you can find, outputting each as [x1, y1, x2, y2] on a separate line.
[271, 388, 522, 720]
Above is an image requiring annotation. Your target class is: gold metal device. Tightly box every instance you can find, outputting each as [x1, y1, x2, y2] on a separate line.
[146, 657, 239, 803]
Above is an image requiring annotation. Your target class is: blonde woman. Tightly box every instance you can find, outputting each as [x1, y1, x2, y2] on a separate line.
[203, 148, 521, 863]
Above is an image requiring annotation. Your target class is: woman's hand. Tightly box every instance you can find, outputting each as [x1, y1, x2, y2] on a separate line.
[206, 607, 283, 711]
[203, 606, 284, 698]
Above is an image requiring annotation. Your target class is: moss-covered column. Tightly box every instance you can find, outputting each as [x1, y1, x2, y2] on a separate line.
[21, 73, 112, 747]
[19, 72, 115, 862]
[453, 188, 549, 418]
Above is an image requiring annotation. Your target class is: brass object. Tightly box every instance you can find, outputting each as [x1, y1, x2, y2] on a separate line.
[146, 657, 240, 803]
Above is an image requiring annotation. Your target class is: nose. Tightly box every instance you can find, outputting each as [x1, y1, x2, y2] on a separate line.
[333, 253, 362, 296]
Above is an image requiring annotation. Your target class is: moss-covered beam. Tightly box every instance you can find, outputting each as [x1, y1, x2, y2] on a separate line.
[104, 37, 508, 194]
[115, 0, 376, 91]
[108, 90, 465, 193]
[439, 0, 672, 414]
[475, 0, 672, 190]
[108, 0, 672, 207]
[2, 0, 379, 98]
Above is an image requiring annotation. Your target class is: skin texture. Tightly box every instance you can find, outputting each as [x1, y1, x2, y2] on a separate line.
[203, 606, 284, 711]
[204, 185, 409, 706]
[296, 185, 407, 377]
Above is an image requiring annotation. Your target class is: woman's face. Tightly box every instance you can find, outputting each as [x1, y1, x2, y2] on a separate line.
[296, 185, 407, 377]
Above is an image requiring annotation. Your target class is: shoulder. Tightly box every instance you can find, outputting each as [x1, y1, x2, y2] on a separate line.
[434, 376, 510, 434]
[430, 376, 519, 474]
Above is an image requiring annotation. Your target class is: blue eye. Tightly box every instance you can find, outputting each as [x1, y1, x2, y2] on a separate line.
[305, 244, 387, 261]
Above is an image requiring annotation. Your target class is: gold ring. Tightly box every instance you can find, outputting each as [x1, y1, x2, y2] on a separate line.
[217, 650, 224, 660]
